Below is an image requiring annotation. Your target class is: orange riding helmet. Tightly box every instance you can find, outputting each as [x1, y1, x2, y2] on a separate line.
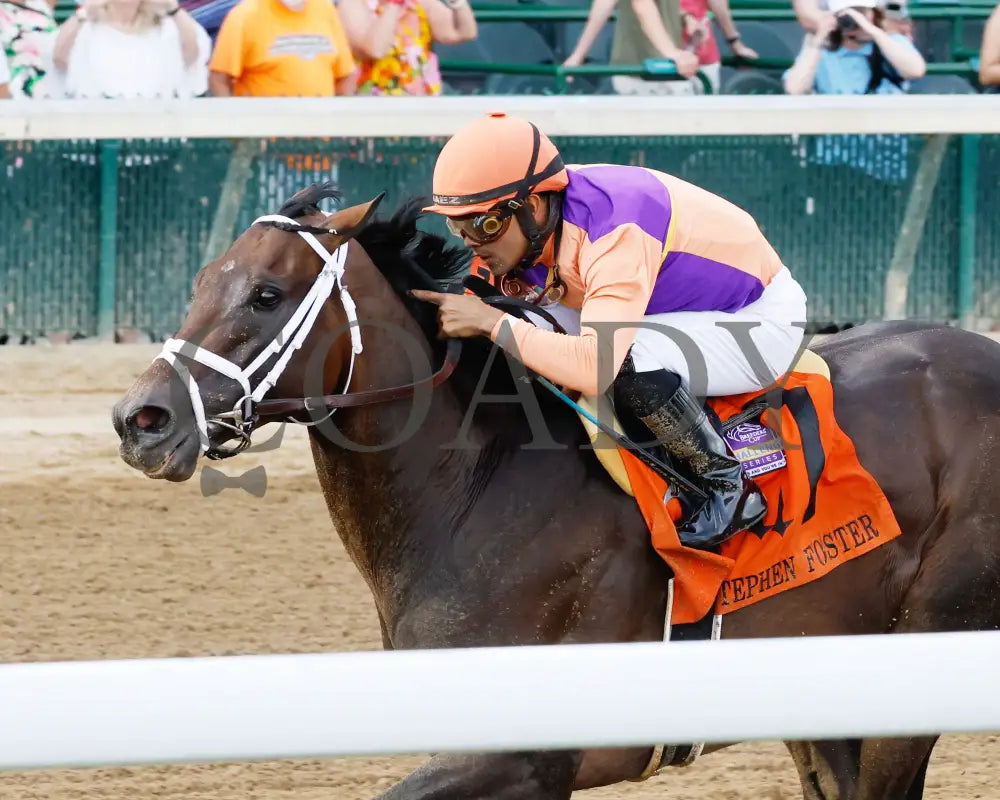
[423, 111, 569, 217]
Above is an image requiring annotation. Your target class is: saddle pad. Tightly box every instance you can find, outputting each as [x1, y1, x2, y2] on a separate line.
[620, 370, 904, 625]
[575, 348, 832, 498]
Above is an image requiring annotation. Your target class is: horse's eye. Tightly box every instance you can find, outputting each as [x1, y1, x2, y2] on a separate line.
[253, 286, 283, 309]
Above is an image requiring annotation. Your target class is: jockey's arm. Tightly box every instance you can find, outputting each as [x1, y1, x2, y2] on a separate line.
[489, 223, 661, 397]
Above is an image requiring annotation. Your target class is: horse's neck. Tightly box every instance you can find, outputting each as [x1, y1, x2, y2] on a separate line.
[307, 292, 483, 621]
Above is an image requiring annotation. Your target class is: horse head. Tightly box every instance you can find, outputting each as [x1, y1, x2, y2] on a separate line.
[112, 183, 385, 482]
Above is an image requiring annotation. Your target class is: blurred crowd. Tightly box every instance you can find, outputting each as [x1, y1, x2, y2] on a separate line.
[0, 0, 477, 98]
[0, 0, 997, 99]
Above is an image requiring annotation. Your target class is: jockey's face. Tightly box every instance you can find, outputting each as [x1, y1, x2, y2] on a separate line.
[467, 194, 548, 276]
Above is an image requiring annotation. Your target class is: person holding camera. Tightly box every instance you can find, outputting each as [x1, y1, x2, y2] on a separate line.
[49, 0, 211, 97]
[880, 0, 914, 39]
[783, 0, 925, 94]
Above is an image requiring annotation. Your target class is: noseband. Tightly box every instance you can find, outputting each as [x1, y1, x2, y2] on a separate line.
[152, 214, 459, 461]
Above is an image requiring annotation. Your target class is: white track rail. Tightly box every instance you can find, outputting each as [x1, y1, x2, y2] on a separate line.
[3, 95, 1000, 141]
[1, 631, 999, 771]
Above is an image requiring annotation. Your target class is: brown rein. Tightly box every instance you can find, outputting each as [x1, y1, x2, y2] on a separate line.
[252, 338, 462, 419]
[245, 283, 561, 423]
[249, 288, 565, 418]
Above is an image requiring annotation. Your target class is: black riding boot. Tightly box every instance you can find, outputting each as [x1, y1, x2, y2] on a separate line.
[613, 362, 767, 549]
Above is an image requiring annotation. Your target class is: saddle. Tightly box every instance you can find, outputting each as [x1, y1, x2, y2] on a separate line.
[578, 350, 832, 497]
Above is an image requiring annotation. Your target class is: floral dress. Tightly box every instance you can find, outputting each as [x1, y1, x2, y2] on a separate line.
[0, 0, 57, 98]
[355, 0, 443, 96]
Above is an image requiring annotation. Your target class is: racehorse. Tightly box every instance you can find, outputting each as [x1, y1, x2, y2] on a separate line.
[112, 184, 1000, 800]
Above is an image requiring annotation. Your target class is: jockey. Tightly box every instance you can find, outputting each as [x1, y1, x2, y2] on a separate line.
[411, 111, 808, 549]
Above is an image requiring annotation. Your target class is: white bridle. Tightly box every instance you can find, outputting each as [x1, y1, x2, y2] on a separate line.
[153, 214, 363, 458]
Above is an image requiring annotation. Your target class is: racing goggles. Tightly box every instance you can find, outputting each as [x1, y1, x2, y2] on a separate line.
[445, 207, 514, 245]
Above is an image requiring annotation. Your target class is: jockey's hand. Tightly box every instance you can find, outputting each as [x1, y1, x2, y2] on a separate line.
[409, 290, 507, 339]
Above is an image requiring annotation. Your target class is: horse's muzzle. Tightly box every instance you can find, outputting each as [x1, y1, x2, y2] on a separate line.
[113, 398, 199, 482]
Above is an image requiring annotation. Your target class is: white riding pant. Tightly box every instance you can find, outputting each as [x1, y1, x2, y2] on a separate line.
[525, 266, 808, 398]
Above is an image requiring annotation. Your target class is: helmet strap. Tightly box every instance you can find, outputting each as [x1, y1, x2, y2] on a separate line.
[510, 191, 564, 275]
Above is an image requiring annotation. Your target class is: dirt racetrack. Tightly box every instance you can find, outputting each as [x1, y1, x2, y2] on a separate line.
[1, 343, 997, 800]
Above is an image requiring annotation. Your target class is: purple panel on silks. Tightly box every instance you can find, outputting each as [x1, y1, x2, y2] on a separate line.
[562, 166, 671, 243]
[520, 264, 550, 287]
[645, 252, 765, 314]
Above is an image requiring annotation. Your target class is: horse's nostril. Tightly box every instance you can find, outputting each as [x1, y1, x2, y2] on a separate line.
[131, 405, 173, 433]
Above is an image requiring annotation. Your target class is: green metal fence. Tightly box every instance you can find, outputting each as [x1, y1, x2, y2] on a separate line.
[1, 133, 996, 341]
[441, 2, 991, 92]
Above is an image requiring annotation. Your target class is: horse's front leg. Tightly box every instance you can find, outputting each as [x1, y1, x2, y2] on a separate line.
[374, 750, 583, 799]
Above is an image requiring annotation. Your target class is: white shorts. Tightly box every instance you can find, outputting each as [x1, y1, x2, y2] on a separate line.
[524, 266, 808, 398]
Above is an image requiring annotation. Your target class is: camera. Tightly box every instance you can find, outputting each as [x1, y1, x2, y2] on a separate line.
[836, 13, 858, 31]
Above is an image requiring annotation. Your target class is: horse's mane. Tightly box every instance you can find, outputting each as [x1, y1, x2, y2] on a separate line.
[276, 183, 467, 347]
[276, 184, 586, 465]
[276, 184, 555, 404]
[354, 198, 473, 345]
[355, 195, 553, 411]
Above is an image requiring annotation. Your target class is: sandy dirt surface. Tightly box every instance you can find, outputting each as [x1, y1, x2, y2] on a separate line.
[0, 343, 996, 799]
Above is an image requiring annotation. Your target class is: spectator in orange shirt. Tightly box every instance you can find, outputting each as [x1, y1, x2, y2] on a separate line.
[208, 0, 356, 96]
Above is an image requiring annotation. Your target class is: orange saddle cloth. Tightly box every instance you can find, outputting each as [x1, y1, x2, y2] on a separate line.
[619, 371, 903, 626]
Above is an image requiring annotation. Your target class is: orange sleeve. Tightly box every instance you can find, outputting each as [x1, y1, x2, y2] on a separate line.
[488, 223, 663, 397]
[208, 5, 246, 78]
[328, 7, 357, 79]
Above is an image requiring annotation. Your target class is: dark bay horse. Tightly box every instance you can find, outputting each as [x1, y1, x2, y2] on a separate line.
[112, 185, 1000, 800]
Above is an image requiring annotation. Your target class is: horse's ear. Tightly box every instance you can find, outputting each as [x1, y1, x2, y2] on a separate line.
[325, 192, 385, 241]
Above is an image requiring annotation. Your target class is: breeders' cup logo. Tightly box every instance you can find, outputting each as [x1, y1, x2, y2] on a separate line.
[731, 422, 769, 443]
